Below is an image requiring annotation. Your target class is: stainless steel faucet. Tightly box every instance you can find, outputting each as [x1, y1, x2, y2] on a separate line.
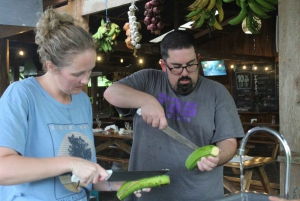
[238, 126, 292, 199]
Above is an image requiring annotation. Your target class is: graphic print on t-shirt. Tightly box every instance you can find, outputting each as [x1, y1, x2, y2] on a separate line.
[158, 93, 197, 122]
[48, 123, 93, 201]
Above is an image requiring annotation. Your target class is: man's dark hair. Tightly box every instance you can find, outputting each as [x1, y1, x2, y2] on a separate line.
[160, 30, 198, 60]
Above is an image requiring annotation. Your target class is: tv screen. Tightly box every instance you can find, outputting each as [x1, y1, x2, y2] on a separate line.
[201, 60, 227, 76]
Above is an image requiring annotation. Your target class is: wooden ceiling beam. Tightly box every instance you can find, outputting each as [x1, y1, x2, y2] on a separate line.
[81, 0, 143, 16]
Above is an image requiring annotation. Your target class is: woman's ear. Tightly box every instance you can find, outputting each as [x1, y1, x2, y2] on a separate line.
[45, 61, 56, 72]
[160, 59, 167, 72]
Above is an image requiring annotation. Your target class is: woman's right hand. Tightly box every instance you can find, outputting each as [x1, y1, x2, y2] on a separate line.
[269, 196, 300, 201]
[70, 157, 108, 184]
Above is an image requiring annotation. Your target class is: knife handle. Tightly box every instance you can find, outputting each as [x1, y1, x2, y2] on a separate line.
[136, 108, 141, 115]
[71, 169, 113, 183]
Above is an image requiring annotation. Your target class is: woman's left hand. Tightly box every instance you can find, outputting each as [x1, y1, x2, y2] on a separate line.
[134, 188, 151, 197]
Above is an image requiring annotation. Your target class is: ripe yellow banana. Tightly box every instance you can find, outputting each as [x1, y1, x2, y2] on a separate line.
[205, 0, 216, 11]
[215, 0, 224, 22]
[213, 19, 223, 30]
[185, 145, 219, 170]
[117, 175, 170, 200]
[187, 0, 202, 11]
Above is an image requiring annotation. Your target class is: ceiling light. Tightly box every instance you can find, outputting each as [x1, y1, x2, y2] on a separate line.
[120, 58, 123, 63]
[19, 50, 24, 56]
[97, 56, 101, 61]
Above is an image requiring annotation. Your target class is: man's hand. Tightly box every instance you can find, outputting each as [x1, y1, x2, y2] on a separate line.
[196, 155, 219, 172]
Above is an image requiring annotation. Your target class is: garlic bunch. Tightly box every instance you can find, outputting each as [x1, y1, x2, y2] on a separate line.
[124, 2, 142, 57]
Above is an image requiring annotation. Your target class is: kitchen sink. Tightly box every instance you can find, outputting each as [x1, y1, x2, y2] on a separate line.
[209, 191, 271, 201]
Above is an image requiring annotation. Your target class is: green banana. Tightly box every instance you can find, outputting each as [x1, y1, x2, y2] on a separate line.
[236, 0, 241, 7]
[264, 0, 278, 5]
[208, 9, 217, 26]
[106, 25, 116, 37]
[186, 7, 202, 18]
[101, 19, 105, 26]
[248, 0, 268, 18]
[116, 175, 170, 200]
[228, 0, 248, 25]
[222, 0, 235, 2]
[186, 12, 201, 22]
[254, 0, 276, 11]
[201, 10, 211, 19]
[97, 26, 107, 38]
[205, 0, 216, 11]
[252, 11, 271, 20]
[246, 13, 260, 34]
[185, 145, 219, 170]
[193, 14, 205, 28]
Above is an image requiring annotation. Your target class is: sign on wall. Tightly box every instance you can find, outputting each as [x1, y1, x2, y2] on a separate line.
[232, 64, 279, 112]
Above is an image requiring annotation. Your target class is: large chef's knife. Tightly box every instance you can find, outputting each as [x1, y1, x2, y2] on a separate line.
[71, 169, 169, 183]
[136, 109, 199, 150]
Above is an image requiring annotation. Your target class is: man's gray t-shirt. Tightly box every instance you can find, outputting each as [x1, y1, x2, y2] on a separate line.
[116, 69, 244, 201]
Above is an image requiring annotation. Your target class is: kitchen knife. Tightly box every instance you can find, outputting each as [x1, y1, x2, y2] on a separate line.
[136, 108, 199, 150]
[71, 169, 169, 183]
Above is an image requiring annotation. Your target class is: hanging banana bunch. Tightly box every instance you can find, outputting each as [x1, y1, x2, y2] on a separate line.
[185, 0, 224, 30]
[224, 0, 278, 34]
[92, 19, 121, 53]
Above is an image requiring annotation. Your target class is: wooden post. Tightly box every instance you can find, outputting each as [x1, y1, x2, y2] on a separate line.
[0, 38, 10, 96]
[278, 0, 300, 197]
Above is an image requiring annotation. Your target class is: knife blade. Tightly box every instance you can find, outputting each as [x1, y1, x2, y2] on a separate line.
[136, 108, 199, 150]
[71, 169, 169, 183]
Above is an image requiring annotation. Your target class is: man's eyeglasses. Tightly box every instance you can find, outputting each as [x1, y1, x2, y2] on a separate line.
[163, 60, 199, 75]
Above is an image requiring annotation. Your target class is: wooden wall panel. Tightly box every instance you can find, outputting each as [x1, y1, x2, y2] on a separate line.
[0, 38, 9, 96]
[200, 16, 278, 58]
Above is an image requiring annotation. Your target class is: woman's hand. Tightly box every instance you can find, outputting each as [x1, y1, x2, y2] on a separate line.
[134, 188, 151, 198]
[70, 157, 108, 184]
[269, 195, 300, 201]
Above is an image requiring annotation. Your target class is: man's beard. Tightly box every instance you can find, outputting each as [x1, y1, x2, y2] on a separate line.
[175, 76, 195, 95]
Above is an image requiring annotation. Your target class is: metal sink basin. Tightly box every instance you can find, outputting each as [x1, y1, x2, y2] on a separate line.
[210, 192, 271, 201]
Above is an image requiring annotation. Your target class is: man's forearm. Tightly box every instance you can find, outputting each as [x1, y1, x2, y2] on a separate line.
[216, 138, 237, 165]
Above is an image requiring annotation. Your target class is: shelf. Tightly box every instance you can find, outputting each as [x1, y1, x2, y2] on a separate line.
[242, 123, 279, 127]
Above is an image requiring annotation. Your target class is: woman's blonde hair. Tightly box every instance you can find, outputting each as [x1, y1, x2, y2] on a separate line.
[35, 8, 96, 70]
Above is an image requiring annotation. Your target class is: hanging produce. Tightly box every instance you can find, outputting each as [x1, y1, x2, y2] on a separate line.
[92, 19, 121, 53]
[224, 0, 278, 34]
[125, 1, 142, 57]
[185, 0, 224, 30]
[143, 0, 165, 35]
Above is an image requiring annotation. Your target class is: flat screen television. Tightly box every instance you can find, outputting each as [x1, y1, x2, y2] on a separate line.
[201, 60, 227, 76]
